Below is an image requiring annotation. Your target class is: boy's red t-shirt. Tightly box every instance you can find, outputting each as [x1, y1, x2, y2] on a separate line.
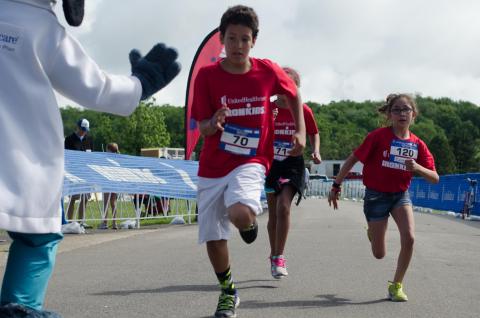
[353, 127, 436, 193]
[192, 58, 297, 178]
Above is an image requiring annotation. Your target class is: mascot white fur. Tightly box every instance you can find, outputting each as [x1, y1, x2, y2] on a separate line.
[0, 0, 180, 316]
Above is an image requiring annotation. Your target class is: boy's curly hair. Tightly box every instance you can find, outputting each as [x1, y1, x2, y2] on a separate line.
[219, 5, 259, 39]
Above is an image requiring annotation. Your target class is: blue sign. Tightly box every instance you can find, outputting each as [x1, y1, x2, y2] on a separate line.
[63, 150, 199, 200]
[409, 173, 480, 216]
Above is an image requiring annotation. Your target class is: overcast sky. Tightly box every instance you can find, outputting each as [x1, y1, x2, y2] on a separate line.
[54, 0, 480, 108]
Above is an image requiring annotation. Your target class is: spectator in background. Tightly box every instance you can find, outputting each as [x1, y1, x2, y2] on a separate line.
[99, 143, 120, 230]
[64, 118, 94, 228]
[65, 118, 93, 151]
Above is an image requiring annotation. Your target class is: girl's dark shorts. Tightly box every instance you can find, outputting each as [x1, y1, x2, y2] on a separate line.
[363, 188, 412, 222]
[265, 155, 305, 205]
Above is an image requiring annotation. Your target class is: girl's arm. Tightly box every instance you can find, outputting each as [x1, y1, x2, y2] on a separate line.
[333, 153, 359, 185]
[328, 153, 359, 209]
[405, 159, 439, 184]
[308, 133, 321, 164]
[285, 93, 306, 156]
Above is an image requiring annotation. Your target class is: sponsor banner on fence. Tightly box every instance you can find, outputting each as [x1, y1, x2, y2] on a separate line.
[63, 150, 199, 200]
[409, 173, 479, 216]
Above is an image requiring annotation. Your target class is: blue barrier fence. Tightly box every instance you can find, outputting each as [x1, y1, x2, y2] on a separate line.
[63, 150, 198, 200]
[409, 173, 480, 216]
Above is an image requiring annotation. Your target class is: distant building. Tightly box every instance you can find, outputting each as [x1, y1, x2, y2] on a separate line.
[308, 160, 363, 178]
[141, 147, 189, 160]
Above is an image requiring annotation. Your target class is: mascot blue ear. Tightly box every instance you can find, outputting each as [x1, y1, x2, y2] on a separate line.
[63, 0, 84, 27]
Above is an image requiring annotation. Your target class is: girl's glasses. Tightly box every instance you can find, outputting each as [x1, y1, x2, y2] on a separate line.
[391, 107, 413, 115]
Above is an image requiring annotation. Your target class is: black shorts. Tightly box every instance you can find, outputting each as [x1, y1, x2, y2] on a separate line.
[265, 155, 305, 205]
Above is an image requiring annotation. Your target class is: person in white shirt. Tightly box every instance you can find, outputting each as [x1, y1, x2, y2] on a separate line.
[0, 0, 180, 315]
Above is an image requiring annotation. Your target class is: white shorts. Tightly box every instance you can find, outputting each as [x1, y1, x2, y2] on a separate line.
[197, 163, 266, 244]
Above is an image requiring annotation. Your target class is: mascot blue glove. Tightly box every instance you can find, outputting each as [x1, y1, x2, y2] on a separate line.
[129, 43, 181, 100]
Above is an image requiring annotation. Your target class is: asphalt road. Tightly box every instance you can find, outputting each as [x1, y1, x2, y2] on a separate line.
[1, 198, 479, 318]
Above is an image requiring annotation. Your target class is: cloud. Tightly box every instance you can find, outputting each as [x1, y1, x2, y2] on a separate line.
[54, 0, 480, 108]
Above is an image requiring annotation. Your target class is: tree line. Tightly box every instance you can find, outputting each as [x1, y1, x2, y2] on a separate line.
[60, 96, 480, 175]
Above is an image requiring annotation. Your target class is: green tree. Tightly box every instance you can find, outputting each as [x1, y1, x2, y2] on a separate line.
[121, 101, 170, 155]
[449, 121, 480, 173]
[158, 105, 185, 148]
[428, 134, 456, 175]
[59, 95, 480, 173]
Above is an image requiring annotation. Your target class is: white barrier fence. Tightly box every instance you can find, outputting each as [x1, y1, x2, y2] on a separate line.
[306, 179, 365, 201]
[64, 193, 196, 228]
[66, 180, 367, 227]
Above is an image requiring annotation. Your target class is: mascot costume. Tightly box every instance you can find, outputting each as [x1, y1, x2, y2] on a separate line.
[0, 0, 180, 316]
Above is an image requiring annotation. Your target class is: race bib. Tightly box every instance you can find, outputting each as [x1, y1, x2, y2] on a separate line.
[273, 140, 292, 161]
[389, 140, 418, 164]
[219, 124, 260, 157]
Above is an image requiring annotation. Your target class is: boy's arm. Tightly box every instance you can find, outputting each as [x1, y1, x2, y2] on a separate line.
[286, 93, 306, 156]
[199, 106, 230, 136]
[309, 133, 321, 164]
[405, 159, 439, 184]
[328, 153, 359, 209]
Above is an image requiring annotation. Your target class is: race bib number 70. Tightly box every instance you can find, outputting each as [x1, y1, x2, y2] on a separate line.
[219, 124, 260, 157]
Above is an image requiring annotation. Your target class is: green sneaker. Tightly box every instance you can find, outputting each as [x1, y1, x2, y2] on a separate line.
[214, 290, 240, 317]
[388, 281, 408, 302]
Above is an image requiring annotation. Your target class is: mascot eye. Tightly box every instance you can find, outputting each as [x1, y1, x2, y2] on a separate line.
[63, 0, 85, 27]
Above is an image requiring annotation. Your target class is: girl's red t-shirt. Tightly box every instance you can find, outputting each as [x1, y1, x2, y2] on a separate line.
[354, 127, 436, 192]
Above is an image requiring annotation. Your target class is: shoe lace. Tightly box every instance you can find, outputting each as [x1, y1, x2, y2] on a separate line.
[272, 256, 286, 267]
[389, 282, 404, 294]
[217, 293, 235, 311]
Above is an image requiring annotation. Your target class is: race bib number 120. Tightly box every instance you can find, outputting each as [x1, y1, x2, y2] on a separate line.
[389, 139, 418, 164]
[219, 124, 260, 157]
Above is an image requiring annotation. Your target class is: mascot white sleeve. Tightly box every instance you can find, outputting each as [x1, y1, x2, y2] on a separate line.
[0, 0, 180, 314]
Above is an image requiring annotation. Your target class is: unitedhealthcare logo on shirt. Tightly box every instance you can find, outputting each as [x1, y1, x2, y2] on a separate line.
[275, 126, 295, 136]
[0, 23, 23, 52]
[0, 33, 18, 44]
[224, 95, 267, 117]
[226, 96, 267, 104]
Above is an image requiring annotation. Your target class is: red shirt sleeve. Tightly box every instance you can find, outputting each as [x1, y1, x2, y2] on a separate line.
[417, 139, 436, 171]
[303, 105, 319, 135]
[354, 130, 377, 163]
[191, 67, 214, 122]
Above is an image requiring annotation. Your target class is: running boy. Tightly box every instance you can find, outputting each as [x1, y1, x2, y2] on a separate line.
[328, 94, 439, 302]
[192, 5, 306, 317]
[266, 67, 321, 279]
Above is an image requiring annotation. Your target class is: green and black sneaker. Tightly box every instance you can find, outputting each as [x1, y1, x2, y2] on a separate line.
[239, 220, 258, 244]
[388, 281, 408, 302]
[214, 290, 240, 318]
